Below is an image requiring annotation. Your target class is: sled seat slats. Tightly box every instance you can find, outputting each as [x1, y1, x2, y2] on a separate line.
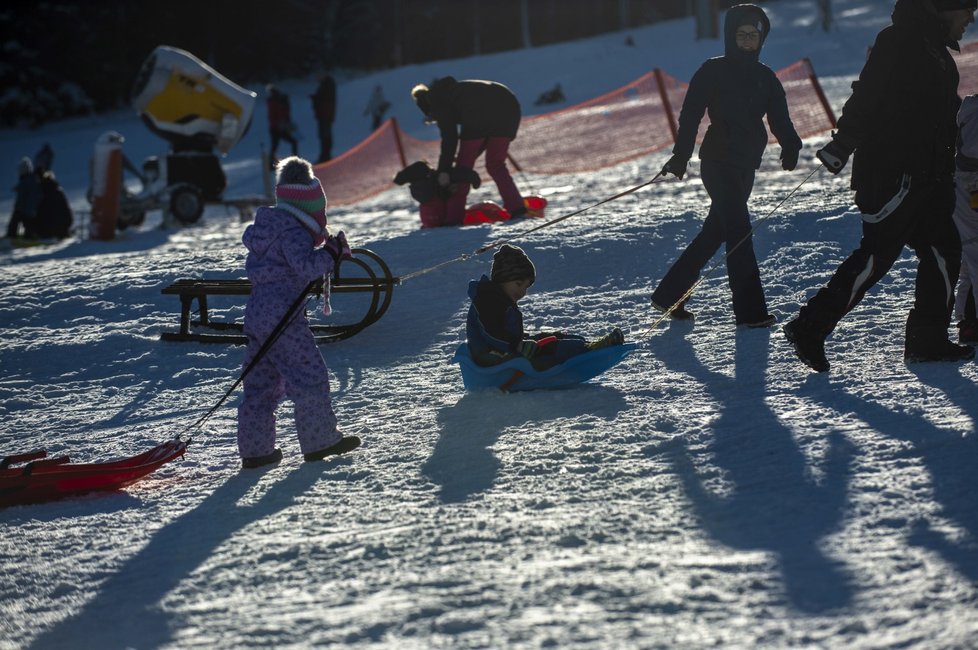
[160, 248, 398, 345]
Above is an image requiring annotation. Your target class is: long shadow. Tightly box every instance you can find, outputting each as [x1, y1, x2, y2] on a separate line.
[802, 366, 978, 582]
[29, 463, 334, 649]
[422, 386, 628, 503]
[649, 326, 855, 613]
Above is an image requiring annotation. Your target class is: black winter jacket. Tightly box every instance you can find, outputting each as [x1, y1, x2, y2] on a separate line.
[672, 4, 801, 170]
[839, 0, 961, 189]
[425, 77, 521, 173]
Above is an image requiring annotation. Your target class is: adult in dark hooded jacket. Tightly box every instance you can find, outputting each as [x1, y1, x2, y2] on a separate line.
[784, 0, 976, 372]
[651, 3, 802, 328]
[411, 77, 525, 224]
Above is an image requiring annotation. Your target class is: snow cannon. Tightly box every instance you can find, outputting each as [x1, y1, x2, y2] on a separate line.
[131, 45, 256, 155]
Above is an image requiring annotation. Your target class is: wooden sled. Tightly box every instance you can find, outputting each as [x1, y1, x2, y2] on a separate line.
[160, 248, 399, 344]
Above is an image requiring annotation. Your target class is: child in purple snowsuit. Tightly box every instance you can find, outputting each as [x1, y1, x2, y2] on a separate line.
[237, 157, 361, 469]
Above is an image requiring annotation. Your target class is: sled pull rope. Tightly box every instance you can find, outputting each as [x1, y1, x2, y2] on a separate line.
[399, 173, 666, 283]
[183, 279, 317, 439]
[641, 165, 823, 338]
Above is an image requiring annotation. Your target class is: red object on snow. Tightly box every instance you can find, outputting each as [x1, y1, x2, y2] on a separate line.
[463, 201, 512, 225]
[523, 195, 547, 218]
[0, 439, 187, 508]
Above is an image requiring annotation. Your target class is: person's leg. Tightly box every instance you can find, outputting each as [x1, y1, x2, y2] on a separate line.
[951, 181, 978, 322]
[444, 139, 485, 224]
[273, 323, 340, 455]
[719, 166, 769, 324]
[237, 340, 286, 459]
[269, 130, 281, 159]
[650, 160, 727, 309]
[484, 137, 525, 215]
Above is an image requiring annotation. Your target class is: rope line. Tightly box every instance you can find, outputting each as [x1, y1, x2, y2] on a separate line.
[399, 173, 666, 283]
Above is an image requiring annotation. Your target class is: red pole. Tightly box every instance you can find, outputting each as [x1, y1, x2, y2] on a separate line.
[390, 116, 408, 168]
[654, 68, 679, 143]
[805, 57, 838, 129]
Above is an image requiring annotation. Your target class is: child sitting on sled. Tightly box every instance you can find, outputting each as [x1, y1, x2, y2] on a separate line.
[466, 243, 624, 370]
[237, 156, 361, 469]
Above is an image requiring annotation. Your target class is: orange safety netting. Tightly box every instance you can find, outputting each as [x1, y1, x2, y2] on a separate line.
[314, 58, 837, 207]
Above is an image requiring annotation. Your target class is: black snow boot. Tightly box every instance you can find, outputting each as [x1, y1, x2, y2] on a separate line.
[958, 318, 978, 346]
[303, 435, 361, 462]
[783, 316, 830, 372]
[652, 299, 694, 321]
[904, 325, 976, 363]
[241, 448, 283, 469]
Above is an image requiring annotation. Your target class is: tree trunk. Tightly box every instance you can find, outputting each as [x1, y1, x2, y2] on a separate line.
[520, 0, 532, 48]
[693, 0, 718, 40]
[817, 0, 832, 32]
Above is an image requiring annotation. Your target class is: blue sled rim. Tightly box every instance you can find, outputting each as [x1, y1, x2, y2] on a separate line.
[453, 342, 637, 392]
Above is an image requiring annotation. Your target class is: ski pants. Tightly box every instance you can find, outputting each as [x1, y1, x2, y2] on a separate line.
[236, 313, 339, 459]
[471, 333, 589, 371]
[651, 160, 768, 323]
[798, 175, 960, 334]
[951, 178, 978, 322]
[445, 137, 524, 224]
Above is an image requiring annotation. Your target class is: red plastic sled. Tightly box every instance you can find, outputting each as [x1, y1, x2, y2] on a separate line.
[0, 439, 187, 508]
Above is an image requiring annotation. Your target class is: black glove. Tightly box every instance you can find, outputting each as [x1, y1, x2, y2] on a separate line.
[661, 154, 689, 180]
[816, 131, 857, 175]
[781, 147, 800, 171]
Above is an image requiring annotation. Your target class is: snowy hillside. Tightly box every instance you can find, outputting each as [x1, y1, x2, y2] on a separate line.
[3, 1, 978, 648]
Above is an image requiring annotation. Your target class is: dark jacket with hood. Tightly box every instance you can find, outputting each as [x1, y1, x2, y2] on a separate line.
[466, 275, 524, 357]
[423, 77, 521, 173]
[672, 3, 801, 170]
[838, 0, 961, 190]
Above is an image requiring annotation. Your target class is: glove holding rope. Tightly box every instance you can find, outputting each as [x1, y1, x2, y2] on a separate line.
[661, 154, 689, 180]
[324, 231, 352, 269]
[816, 131, 857, 175]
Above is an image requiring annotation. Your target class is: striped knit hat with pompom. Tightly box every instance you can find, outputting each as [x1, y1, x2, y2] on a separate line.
[276, 179, 328, 247]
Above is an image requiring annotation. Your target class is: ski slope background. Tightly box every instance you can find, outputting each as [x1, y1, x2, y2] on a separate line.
[2, 1, 978, 648]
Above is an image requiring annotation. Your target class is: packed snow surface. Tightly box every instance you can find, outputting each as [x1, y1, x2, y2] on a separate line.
[2, 1, 977, 648]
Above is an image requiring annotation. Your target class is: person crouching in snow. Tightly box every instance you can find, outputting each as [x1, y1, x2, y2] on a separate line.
[237, 156, 361, 469]
[411, 77, 527, 225]
[651, 2, 801, 328]
[466, 244, 625, 371]
[393, 160, 481, 228]
[952, 94, 978, 345]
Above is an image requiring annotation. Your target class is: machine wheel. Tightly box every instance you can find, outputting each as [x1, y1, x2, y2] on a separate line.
[169, 184, 204, 224]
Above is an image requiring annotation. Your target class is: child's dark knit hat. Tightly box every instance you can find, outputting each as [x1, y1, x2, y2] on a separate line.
[491, 244, 536, 284]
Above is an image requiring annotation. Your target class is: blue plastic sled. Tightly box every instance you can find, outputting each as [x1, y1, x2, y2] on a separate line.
[453, 342, 637, 392]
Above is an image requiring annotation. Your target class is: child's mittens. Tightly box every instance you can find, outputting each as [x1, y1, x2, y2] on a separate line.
[517, 339, 541, 359]
[324, 231, 353, 265]
[517, 336, 556, 359]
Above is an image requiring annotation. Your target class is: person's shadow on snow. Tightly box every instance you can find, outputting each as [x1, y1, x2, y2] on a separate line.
[803, 364, 978, 583]
[28, 462, 336, 650]
[422, 386, 628, 503]
[648, 326, 856, 613]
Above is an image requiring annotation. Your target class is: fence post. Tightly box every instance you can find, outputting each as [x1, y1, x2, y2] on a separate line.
[391, 117, 408, 168]
[654, 68, 679, 143]
[804, 57, 838, 129]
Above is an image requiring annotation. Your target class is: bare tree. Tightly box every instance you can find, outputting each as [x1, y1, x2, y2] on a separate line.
[817, 0, 832, 32]
[693, 0, 719, 40]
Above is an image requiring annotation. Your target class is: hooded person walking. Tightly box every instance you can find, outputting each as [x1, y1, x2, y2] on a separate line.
[783, 0, 977, 372]
[650, 3, 802, 328]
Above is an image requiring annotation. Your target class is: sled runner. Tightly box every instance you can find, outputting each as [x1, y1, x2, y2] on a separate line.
[453, 342, 636, 392]
[0, 439, 187, 508]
